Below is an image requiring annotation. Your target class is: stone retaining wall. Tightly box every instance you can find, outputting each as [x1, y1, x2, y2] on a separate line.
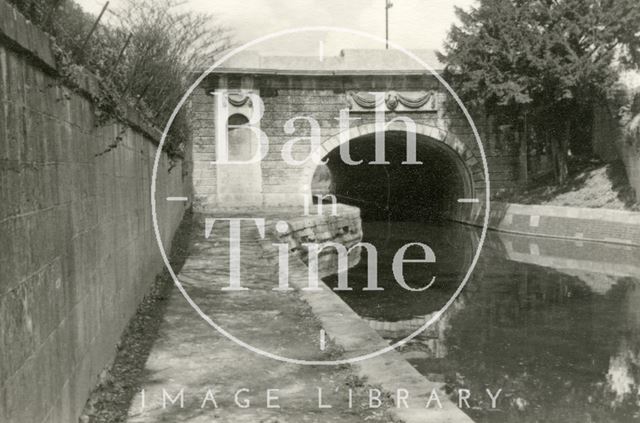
[592, 71, 640, 200]
[618, 112, 640, 201]
[460, 202, 640, 247]
[278, 204, 363, 277]
[0, 3, 190, 422]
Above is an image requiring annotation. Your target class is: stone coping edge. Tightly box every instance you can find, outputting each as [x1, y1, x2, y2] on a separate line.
[281, 215, 473, 422]
[456, 201, 640, 247]
[289, 270, 474, 423]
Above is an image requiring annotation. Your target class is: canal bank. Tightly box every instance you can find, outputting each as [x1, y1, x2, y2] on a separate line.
[124, 201, 640, 423]
[126, 209, 474, 423]
[460, 201, 640, 247]
[331, 218, 640, 422]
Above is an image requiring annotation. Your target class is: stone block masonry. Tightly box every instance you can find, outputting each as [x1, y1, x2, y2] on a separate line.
[191, 68, 522, 212]
[460, 201, 640, 247]
[0, 2, 190, 422]
[592, 71, 640, 200]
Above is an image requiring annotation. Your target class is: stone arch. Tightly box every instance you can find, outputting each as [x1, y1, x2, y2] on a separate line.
[303, 122, 484, 200]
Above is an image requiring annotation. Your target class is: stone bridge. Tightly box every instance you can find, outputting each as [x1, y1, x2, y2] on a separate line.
[190, 49, 522, 220]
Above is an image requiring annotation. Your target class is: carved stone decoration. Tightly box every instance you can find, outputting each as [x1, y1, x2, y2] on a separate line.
[395, 91, 432, 108]
[347, 90, 438, 112]
[226, 92, 253, 107]
[386, 93, 399, 110]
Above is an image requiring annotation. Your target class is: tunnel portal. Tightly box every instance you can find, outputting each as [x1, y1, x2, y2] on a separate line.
[312, 131, 472, 222]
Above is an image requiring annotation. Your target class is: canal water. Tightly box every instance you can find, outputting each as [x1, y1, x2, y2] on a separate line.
[325, 221, 640, 422]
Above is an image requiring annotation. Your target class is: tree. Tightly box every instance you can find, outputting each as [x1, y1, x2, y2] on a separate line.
[9, 0, 230, 154]
[439, 0, 640, 183]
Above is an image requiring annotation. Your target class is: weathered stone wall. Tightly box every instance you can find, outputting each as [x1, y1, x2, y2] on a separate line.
[620, 113, 640, 199]
[594, 106, 640, 200]
[277, 204, 363, 278]
[592, 71, 640, 200]
[617, 71, 640, 199]
[0, 3, 190, 422]
[191, 74, 521, 211]
[460, 202, 640, 247]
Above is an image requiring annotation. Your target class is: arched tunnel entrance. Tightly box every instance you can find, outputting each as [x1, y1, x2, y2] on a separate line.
[312, 130, 479, 322]
[311, 130, 473, 222]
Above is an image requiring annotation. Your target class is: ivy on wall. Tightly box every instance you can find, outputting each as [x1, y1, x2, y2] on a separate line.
[8, 0, 230, 156]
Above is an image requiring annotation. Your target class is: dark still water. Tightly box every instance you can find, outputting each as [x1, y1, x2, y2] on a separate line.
[325, 221, 640, 422]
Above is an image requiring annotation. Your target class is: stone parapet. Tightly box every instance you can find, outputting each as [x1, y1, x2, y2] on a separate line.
[459, 201, 640, 247]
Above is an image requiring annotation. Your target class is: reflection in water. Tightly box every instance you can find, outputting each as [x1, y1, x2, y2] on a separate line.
[327, 221, 640, 422]
[324, 221, 476, 321]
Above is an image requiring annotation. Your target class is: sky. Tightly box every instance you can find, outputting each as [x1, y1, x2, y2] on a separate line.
[75, 0, 477, 56]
